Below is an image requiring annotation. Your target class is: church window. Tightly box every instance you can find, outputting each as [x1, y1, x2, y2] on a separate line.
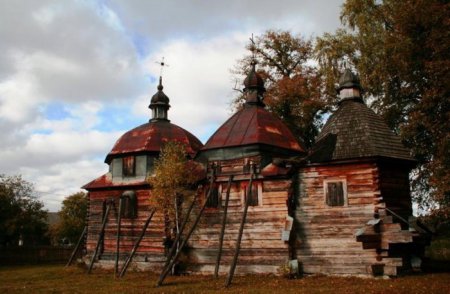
[325, 181, 346, 206]
[121, 191, 137, 219]
[244, 183, 259, 206]
[123, 156, 135, 177]
[206, 185, 220, 208]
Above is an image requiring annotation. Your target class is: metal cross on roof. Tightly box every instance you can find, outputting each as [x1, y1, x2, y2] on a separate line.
[156, 57, 169, 77]
[249, 34, 257, 65]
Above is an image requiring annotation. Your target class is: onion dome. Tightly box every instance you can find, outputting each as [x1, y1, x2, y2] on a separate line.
[309, 69, 414, 163]
[337, 68, 364, 104]
[200, 62, 304, 158]
[104, 78, 203, 163]
[105, 122, 203, 163]
[243, 61, 266, 105]
[149, 77, 170, 122]
[337, 68, 362, 91]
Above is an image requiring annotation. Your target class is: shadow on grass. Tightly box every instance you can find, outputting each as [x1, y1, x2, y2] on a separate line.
[422, 258, 450, 273]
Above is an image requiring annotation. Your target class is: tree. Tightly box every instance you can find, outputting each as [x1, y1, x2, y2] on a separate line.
[52, 192, 88, 245]
[232, 30, 328, 148]
[315, 0, 450, 215]
[0, 174, 48, 246]
[148, 142, 201, 243]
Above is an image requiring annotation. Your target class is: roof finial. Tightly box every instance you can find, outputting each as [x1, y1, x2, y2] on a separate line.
[155, 57, 169, 91]
[158, 76, 163, 91]
[249, 33, 257, 70]
[243, 34, 265, 106]
[149, 57, 171, 122]
[156, 57, 169, 77]
[337, 68, 364, 104]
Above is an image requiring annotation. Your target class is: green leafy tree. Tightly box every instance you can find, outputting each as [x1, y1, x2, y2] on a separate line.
[232, 30, 328, 148]
[0, 174, 48, 246]
[53, 192, 88, 245]
[315, 0, 450, 215]
[148, 142, 200, 241]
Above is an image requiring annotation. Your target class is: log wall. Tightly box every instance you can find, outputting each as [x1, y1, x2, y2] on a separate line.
[296, 162, 381, 276]
[378, 163, 413, 225]
[84, 159, 418, 276]
[86, 189, 166, 270]
[186, 157, 292, 275]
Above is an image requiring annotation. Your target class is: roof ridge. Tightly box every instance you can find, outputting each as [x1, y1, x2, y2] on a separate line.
[239, 106, 258, 145]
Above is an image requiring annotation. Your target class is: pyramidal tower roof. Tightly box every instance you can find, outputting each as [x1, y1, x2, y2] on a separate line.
[310, 69, 414, 163]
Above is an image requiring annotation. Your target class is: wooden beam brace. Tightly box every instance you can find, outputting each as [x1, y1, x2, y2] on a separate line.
[157, 174, 215, 287]
[114, 197, 124, 277]
[119, 208, 156, 278]
[65, 225, 87, 267]
[225, 169, 254, 287]
[214, 175, 233, 278]
[88, 199, 113, 274]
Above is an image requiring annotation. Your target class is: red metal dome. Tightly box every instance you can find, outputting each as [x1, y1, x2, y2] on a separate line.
[202, 104, 304, 152]
[105, 120, 203, 163]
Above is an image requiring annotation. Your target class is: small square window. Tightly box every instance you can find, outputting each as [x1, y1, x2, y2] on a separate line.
[206, 186, 220, 208]
[244, 184, 259, 206]
[121, 191, 137, 219]
[123, 156, 135, 177]
[326, 181, 345, 206]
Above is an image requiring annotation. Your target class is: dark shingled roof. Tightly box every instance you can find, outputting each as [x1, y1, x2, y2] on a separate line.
[311, 98, 414, 163]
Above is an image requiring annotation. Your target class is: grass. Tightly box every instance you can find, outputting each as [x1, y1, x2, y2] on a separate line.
[0, 265, 449, 293]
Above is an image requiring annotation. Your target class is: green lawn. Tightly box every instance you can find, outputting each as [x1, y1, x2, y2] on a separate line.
[0, 265, 449, 293]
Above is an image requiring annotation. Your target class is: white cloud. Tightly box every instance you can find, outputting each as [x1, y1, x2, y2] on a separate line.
[142, 32, 250, 142]
[24, 159, 109, 211]
[111, 0, 343, 44]
[0, 0, 344, 211]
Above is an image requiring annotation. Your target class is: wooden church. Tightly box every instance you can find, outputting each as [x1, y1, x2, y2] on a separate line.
[82, 77, 203, 272]
[82, 62, 429, 278]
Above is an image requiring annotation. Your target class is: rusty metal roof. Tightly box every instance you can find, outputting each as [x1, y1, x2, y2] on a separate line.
[82, 173, 148, 190]
[105, 120, 203, 163]
[202, 104, 304, 153]
[83, 160, 206, 190]
[312, 98, 414, 162]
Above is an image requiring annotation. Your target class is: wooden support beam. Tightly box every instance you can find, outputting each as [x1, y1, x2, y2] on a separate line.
[88, 200, 113, 274]
[161, 192, 199, 271]
[114, 197, 124, 277]
[214, 175, 233, 278]
[65, 225, 87, 267]
[225, 171, 254, 287]
[157, 175, 215, 287]
[119, 208, 156, 278]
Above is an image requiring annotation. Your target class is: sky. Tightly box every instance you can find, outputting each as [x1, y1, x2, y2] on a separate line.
[0, 0, 344, 212]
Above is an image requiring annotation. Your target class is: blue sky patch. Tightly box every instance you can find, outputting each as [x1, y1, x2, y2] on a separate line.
[94, 104, 147, 132]
[33, 129, 53, 135]
[43, 102, 71, 120]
